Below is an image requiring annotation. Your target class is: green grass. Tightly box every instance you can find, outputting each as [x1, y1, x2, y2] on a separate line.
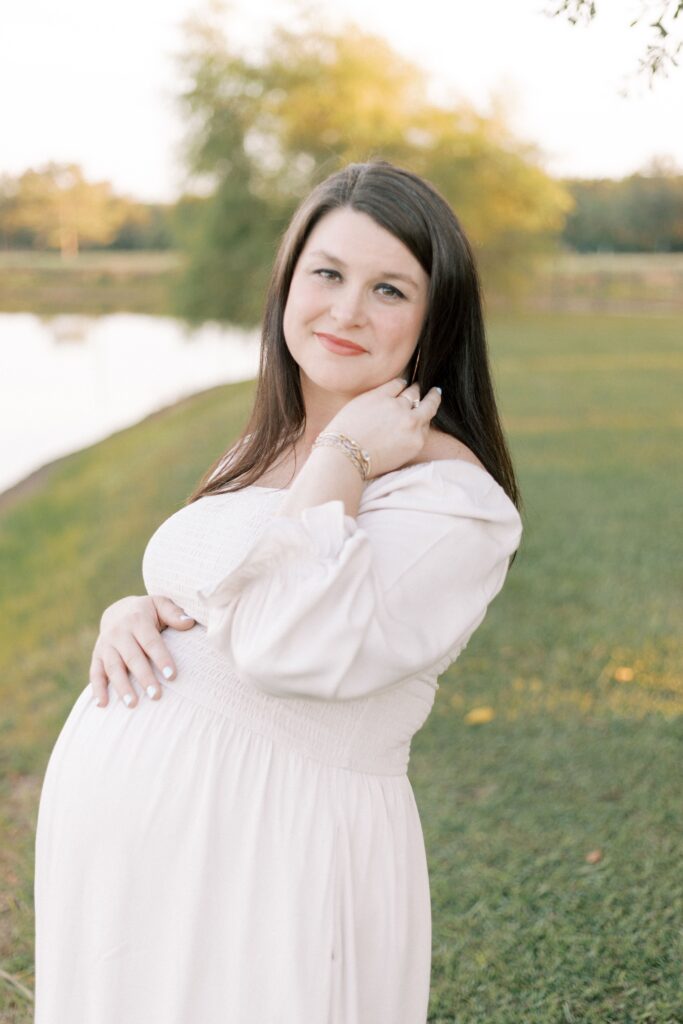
[527, 252, 683, 315]
[0, 250, 183, 315]
[1, 311, 681, 1021]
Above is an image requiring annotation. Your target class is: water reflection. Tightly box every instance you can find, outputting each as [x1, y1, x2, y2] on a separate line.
[46, 315, 97, 344]
[0, 312, 260, 494]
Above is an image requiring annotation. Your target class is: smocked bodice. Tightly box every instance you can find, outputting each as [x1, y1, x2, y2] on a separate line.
[141, 463, 522, 775]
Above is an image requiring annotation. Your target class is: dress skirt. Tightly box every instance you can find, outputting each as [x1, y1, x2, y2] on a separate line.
[34, 673, 432, 1024]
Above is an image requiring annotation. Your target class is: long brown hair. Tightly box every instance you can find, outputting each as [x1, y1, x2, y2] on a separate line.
[186, 160, 523, 556]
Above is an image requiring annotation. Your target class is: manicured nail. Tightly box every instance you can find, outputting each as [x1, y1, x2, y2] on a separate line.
[147, 685, 158, 699]
[398, 378, 408, 386]
[179, 613, 193, 621]
[123, 693, 134, 707]
[434, 386, 442, 395]
[162, 666, 174, 679]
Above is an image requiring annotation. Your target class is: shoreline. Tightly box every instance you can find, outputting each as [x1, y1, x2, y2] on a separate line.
[0, 381, 237, 515]
[0, 459, 65, 515]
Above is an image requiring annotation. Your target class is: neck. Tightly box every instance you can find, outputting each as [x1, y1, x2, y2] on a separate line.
[297, 375, 354, 449]
[296, 358, 414, 449]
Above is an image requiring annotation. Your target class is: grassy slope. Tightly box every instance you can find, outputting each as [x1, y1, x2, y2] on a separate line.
[0, 311, 681, 1021]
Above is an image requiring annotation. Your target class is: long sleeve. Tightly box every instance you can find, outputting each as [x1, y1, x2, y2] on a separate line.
[195, 461, 523, 701]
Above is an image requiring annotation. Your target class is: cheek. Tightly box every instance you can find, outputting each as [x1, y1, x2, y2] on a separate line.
[282, 297, 295, 342]
[377, 306, 423, 351]
[284, 280, 320, 335]
[283, 286, 304, 340]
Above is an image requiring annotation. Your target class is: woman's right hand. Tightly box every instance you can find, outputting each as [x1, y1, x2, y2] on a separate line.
[326, 378, 442, 479]
[89, 595, 196, 709]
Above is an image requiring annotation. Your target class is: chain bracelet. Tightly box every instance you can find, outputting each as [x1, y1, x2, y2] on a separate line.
[312, 431, 372, 481]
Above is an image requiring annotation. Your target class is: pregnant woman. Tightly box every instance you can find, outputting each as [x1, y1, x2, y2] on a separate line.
[34, 160, 524, 1023]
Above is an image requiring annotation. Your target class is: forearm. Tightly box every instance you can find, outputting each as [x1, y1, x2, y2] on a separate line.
[275, 443, 365, 520]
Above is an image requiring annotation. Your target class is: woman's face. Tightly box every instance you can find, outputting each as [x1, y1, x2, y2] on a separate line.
[283, 206, 430, 399]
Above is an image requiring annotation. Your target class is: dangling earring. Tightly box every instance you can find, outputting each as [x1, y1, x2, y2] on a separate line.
[409, 345, 421, 386]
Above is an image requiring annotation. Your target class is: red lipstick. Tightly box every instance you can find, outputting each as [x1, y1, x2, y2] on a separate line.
[315, 332, 367, 355]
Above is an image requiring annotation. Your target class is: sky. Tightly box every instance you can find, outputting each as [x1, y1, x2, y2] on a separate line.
[1, 0, 681, 203]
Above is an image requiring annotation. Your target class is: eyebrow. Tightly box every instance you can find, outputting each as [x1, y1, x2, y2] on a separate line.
[305, 249, 420, 289]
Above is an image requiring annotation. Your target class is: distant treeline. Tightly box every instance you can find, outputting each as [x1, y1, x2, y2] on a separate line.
[562, 173, 683, 252]
[0, 165, 179, 255]
[3, 171, 681, 256]
[2, 12, 683, 330]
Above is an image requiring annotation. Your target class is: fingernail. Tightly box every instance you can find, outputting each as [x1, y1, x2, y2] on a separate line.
[434, 387, 442, 395]
[179, 614, 193, 621]
[147, 685, 158, 699]
[123, 694, 134, 707]
[162, 666, 174, 679]
[398, 378, 408, 386]
[93, 696, 103, 707]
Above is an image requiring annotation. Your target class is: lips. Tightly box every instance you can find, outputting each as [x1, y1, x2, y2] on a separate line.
[315, 332, 367, 354]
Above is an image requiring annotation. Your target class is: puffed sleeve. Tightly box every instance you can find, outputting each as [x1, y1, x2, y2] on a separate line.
[195, 461, 523, 701]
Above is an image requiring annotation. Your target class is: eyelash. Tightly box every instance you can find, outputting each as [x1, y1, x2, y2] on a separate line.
[312, 268, 406, 300]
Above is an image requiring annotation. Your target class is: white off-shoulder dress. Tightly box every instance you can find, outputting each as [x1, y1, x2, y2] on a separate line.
[34, 459, 522, 1024]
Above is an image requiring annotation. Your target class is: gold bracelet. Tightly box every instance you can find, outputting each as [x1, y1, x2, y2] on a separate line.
[312, 432, 370, 480]
[312, 431, 372, 481]
[328, 433, 371, 480]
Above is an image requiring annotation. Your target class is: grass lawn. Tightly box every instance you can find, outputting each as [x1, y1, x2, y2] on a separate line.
[0, 310, 681, 1021]
[527, 252, 683, 315]
[0, 250, 183, 316]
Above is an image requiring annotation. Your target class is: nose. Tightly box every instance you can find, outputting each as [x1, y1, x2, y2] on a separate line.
[329, 285, 367, 328]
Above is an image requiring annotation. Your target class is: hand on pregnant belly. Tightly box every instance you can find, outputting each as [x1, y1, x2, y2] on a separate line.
[89, 594, 196, 710]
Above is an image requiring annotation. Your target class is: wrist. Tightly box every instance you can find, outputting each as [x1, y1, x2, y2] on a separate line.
[276, 442, 364, 519]
[313, 429, 371, 481]
[307, 441, 366, 483]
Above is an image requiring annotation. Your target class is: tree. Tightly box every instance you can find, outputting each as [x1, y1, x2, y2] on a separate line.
[173, 9, 573, 325]
[545, 1, 683, 86]
[562, 167, 683, 251]
[3, 163, 131, 259]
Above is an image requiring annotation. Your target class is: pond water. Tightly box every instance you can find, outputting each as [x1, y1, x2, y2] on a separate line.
[0, 312, 260, 495]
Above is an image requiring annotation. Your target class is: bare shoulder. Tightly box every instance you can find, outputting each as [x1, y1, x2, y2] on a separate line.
[409, 429, 487, 472]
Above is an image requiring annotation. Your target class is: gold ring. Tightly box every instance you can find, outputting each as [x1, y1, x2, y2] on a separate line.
[400, 393, 420, 409]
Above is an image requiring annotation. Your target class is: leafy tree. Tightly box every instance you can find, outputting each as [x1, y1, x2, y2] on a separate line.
[2, 163, 131, 259]
[0, 170, 175, 252]
[174, 10, 573, 325]
[109, 203, 175, 250]
[0, 174, 34, 249]
[562, 166, 683, 251]
[545, 1, 682, 85]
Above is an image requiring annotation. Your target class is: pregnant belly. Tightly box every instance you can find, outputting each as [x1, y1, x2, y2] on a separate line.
[35, 625, 241, 853]
[148, 621, 238, 704]
[34, 648, 344, 1021]
[37, 633, 336, 882]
